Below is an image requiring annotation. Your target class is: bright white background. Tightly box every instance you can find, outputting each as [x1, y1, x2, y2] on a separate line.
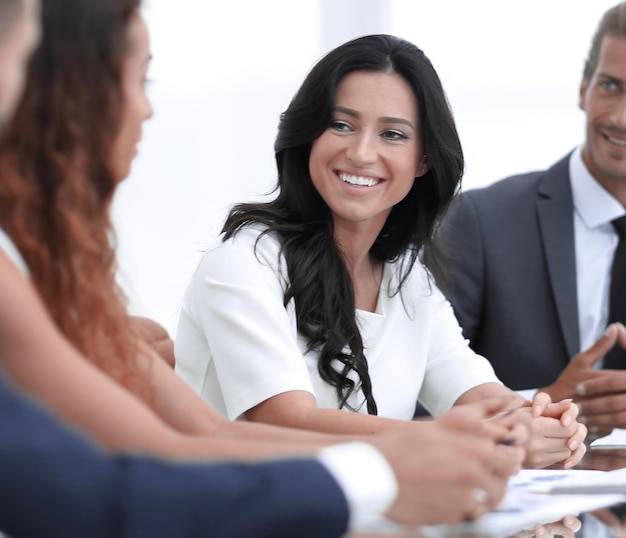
[114, 0, 618, 335]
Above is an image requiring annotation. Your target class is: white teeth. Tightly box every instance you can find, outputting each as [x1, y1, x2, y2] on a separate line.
[607, 135, 626, 147]
[338, 173, 380, 187]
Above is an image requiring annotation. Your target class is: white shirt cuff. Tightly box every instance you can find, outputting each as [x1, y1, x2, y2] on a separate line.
[317, 441, 398, 531]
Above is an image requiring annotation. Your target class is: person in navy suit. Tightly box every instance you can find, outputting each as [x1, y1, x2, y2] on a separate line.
[0, 0, 533, 536]
[439, 1, 626, 441]
[0, 367, 352, 538]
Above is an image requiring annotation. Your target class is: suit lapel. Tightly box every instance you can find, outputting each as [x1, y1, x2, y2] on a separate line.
[536, 154, 580, 359]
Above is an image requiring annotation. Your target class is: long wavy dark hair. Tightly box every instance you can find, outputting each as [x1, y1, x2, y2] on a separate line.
[223, 34, 464, 414]
[0, 0, 146, 395]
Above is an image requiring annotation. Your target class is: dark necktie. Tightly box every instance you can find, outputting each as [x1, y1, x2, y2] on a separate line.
[604, 215, 626, 369]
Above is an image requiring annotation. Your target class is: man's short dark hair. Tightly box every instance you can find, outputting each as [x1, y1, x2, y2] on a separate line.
[584, 2, 626, 80]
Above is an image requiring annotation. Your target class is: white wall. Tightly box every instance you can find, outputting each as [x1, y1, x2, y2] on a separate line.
[114, 0, 619, 334]
[392, 1, 615, 188]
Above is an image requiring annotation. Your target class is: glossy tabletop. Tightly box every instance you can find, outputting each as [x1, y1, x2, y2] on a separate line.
[348, 447, 626, 538]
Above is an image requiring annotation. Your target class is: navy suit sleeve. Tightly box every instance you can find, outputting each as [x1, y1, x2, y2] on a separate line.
[0, 372, 349, 538]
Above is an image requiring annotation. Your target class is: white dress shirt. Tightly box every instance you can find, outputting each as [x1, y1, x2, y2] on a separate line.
[319, 442, 398, 531]
[570, 146, 626, 354]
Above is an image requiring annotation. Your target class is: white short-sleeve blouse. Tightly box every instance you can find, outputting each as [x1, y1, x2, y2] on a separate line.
[175, 226, 500, 420]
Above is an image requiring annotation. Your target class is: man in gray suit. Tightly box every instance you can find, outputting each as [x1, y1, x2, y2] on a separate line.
[440, 1, 626, 440]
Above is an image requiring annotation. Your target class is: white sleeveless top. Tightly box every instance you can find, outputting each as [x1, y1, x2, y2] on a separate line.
[0, 228, 28, 275]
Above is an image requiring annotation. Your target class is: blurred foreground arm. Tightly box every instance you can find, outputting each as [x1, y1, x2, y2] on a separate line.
[130, 316, 175, 368]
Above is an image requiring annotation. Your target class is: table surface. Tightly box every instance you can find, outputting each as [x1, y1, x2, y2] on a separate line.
[578, 447, 626, 471]
[348, 447, 626, 538]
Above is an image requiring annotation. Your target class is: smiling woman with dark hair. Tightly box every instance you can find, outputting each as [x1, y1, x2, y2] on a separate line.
[176, 33, 587, 470]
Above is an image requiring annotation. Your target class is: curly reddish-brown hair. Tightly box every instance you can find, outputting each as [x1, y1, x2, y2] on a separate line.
[0, 0, 146, 395]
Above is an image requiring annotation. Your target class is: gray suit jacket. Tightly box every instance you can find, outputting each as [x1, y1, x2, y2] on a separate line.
[439, 153, 580, 390]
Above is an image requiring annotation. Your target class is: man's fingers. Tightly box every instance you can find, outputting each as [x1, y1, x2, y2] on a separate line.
[616, 322, 626, 350]
[578, 392, 626, 416]
[578, 372, 626, 398]
[574, 323, 620, 370]
[579, 409, 626, 429]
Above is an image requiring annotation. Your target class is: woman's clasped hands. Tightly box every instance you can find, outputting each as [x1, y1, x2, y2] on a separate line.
[515, 392, 587, 469]
[388, 394, 585, 528]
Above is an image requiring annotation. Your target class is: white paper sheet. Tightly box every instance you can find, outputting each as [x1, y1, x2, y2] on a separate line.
[356, 469, 626, 537]
[590, 428, 626, 449]
[545, 468, 626, 494]
[420, 490, 626, 538]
